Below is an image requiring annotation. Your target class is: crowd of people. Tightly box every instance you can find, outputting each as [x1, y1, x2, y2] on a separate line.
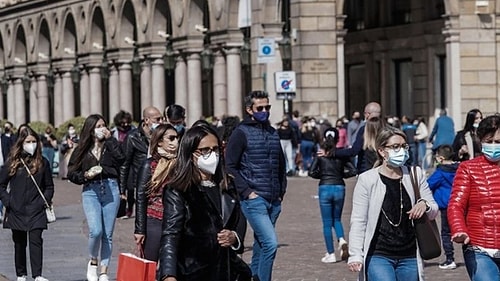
[1, 92, 500, 281]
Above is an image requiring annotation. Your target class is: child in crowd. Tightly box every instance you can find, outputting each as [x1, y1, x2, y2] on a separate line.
[427, 144, 459, 270]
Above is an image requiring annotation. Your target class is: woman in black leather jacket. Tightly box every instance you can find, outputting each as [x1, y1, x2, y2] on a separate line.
[158, 124, 248, 281]
[308, 128, 351, 264]
[134, 124, 178, 261]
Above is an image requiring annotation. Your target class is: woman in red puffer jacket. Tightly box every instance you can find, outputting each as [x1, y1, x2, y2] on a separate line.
[448, 114, 500, 281]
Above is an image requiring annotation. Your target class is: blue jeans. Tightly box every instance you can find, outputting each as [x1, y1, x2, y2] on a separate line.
[417, 141, 427, 168]
[240, 196, 281, 281]
[82, 178, 120, 266]
[300, 140, 314, 171]
[42, 147, 55, 174]
[463, 246, 500, 281]
[440, 209, 454, 261]
[365, 255, 418, 281]
[318, 185, 345, 254]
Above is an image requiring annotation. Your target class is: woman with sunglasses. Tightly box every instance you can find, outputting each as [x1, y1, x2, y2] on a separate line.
[158, 125, 247, 281]
[134, 124, 178, 261]
[348, 126, 438, 281]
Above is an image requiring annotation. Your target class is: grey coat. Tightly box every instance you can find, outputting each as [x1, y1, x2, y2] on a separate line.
[348, 165, 438, 281]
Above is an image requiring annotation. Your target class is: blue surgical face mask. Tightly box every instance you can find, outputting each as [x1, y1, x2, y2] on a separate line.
[174, 124, 185, 133]
[482, 143, 500, 162]
[387, 148, 409, 167]
[151, 123, 160, 131]
[253, 111, 270, 123]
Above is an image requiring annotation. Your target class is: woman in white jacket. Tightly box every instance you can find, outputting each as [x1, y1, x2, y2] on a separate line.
[347, 126, 438, 281]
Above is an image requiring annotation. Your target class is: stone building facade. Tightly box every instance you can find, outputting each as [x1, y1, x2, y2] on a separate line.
[0, 0, 497, 128]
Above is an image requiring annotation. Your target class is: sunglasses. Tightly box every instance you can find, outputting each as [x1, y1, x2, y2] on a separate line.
[255, 105, 272, 112]
[196, 146, 220, 158]
[164, 135, 178, 142]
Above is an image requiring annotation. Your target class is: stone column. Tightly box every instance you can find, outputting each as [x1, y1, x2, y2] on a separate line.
[54, 73, 63, 126]
[80, 69, 91, 116]
[61, 71, 75, 122]
[336, 27, 347, 118]
[212, 51, 227, 118]
[89, 67, 102, 115]
[109, 65, 120, 118]
[226, 48, 242, 117]
[152, 58, 166, 111]
[118, 63, 133, 114]
[140, 60, 152, 108]
[37, 75, 49, 123]
[6, 80, 14, 123]
[29, 78, 38, 122]
[14, 78, 25, 125]
[175, 56, 188, 109]
[186, 53, 202, 126]
[443, 16, 462, 127]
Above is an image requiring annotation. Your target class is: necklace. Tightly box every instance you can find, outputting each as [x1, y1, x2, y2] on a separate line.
[381, 179, 403, 227]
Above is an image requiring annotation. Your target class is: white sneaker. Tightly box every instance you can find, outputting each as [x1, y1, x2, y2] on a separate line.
[98, 274, 109, 281]
[321, 253, 337, 263]
[16, 276, 27, 281]
[338, 238, 349, 261]
[86, 261, 98, 281]
[35, 276, 49, 281]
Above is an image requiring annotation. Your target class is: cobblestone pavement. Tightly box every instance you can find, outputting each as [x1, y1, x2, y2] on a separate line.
[0, 177, 470, 281]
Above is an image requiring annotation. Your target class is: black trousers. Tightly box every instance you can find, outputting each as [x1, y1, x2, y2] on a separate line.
[144, 217, 162, 261]
[12, 229, 43, 278]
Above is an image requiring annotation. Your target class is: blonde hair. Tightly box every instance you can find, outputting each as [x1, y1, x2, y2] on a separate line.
[363, 117, 384, 151]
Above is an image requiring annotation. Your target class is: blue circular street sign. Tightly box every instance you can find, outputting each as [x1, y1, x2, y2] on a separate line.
[262, 46, 271, 55]
[281, 80, 291, 90]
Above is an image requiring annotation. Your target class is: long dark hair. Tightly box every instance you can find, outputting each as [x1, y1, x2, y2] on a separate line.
[167, 125, 223, 192]
[8, 126, 43, 176]
[69, 114, 106, 172]
[464, 109, 482, 132]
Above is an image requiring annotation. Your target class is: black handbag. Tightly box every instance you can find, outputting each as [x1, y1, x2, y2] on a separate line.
[410, 166, 442, 260]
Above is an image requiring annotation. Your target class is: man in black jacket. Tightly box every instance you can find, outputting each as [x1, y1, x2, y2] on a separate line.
[119, 106, 163, 218]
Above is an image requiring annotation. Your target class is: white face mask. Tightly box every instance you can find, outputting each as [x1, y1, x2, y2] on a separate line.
[197, 151, 219, 175]
[94, 127, 106, 140]
[68, 129, 76, 135]
[23, 143, 37, 156]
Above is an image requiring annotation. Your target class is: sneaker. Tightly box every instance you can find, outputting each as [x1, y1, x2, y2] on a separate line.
[35, 276, 49, 281]
[438, 260, 457, 270]
[87, 260, 98, 281]
[338, 238, 349, 261]
[321, 252, 337, 263]
[98, 274, 109, 281]
[16, 276, 27, 281]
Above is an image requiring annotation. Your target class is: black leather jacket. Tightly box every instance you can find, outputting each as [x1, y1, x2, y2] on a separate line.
[134, 158, 153, 235]
[159, 183, 243, 280]
[119, 123, 149, 194]
[308, 155, 347, 186]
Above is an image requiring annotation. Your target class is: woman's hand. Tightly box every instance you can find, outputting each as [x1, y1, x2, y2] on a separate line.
[348, 262, 363, 272]
[134, 234, 145, 245]
[407, 200, 428, 219]
[452, 232, 470, 244]
[163, 277, 177, 281]
[217, 229, 236, 247]
[316, 148, 325, 157]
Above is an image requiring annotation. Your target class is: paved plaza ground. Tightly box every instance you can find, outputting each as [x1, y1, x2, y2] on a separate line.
[0, 176, 470, 281]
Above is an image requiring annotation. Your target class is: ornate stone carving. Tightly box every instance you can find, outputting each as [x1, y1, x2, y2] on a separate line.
[172, 0, 184, 27]
[215, 0, 224, 20]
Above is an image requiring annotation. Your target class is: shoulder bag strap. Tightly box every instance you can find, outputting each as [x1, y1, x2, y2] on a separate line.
[410, 165, 421, 200]
[20, 158, 50, 208]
